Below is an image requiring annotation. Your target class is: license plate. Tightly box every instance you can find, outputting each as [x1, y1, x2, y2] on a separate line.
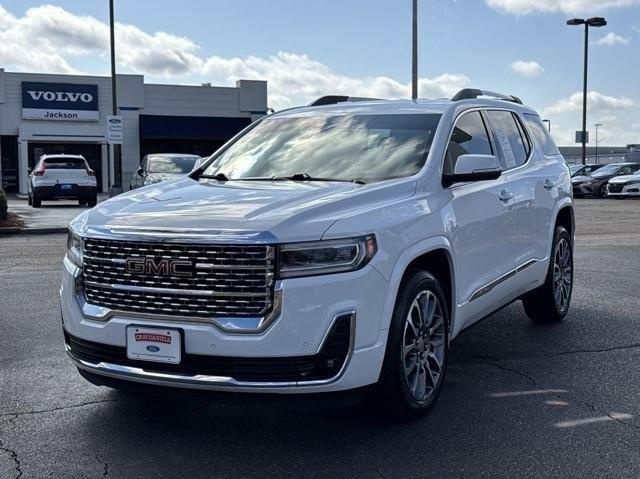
[126, 326, 181, 364]
[60, 184, 73, 191]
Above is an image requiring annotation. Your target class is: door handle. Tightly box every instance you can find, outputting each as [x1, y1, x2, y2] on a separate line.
[544, 179, 555, 190]
[499, 190, 513, 202]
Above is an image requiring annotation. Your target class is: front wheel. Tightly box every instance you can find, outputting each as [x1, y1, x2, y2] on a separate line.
[598, 184, 608, 198]
[378, 270, 449, 417]
[522, 226, 573, 323]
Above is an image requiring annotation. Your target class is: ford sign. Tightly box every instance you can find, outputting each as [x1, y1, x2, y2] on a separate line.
[21, 81, 99, 121]
[146, 345, 161, 353]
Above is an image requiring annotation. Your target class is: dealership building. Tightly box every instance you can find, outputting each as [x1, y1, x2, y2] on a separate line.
[0, 69, 268, 194]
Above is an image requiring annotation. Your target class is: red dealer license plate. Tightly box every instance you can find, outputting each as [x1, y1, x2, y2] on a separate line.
[126, 326, 181, 364]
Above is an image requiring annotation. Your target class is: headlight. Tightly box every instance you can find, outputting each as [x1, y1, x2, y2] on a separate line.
[66, 228, 83, 267]
[277, 235, 377, 279]
[625, 180, 640, 186]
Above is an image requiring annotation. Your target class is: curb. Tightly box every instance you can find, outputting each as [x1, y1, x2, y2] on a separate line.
[0, 226, 67, 235]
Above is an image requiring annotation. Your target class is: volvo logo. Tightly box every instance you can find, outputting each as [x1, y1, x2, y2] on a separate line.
[126, 257, 194, 277]
[26, 90, 94, 103]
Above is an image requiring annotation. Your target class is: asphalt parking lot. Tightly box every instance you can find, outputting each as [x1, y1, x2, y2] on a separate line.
[1, 198, 639, 479]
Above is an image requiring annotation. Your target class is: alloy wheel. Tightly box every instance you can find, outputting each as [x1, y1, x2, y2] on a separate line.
[553, 238, 572, 313]
[402, 290, 446, 401]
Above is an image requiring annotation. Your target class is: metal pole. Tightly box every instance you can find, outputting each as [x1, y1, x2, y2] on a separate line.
[595, 124, 599, 164]
[109, 0, 122, 192]
[411, 0, 418, 100]
[581, 23, 589, 165]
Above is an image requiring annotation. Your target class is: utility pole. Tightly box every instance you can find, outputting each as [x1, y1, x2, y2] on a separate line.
[412, 0, 418, 100]
[109, 0, 122, 194]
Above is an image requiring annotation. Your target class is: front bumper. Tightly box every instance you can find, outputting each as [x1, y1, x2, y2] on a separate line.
[61, 254, 390, 393]
[572, 183, 595, 196]
[607, 183, 640, 197]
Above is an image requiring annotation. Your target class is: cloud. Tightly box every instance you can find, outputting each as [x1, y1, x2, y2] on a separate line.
[0, 4, 470, 109]
[510, 60, 544, 77]
[542, 91, 634, 116]
[595, 32, 630, 46]
[486, 0, 640, 15]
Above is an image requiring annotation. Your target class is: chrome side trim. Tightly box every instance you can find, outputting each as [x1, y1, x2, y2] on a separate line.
[84, 280, 269, 298]
[77, 282, 283, 334]
[469, 258, 541, 302]
[65, 311, 356, 390]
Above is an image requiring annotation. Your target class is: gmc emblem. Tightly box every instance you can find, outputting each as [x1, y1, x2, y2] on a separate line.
[126, 257, 193, 277]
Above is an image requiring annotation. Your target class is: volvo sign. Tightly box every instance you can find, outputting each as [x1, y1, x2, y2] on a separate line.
[21, 82, 99, 121]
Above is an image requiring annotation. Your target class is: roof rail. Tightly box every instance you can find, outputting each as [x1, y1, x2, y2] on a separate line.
[309, 95, 381, 106]
[451, 88, 523, 105]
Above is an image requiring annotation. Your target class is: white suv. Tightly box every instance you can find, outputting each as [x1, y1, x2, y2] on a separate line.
[29, 154, 98, 207]
[61, 90, 574, 416]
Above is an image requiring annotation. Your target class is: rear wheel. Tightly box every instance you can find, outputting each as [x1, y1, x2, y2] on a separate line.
[522, 226, 573, 323]
[378, 270, 448, 417]
[87, 194, 97, 207]
[27, 194, 32, 206]
[78, 197, 87, 206]
[32, 194, 41, 208]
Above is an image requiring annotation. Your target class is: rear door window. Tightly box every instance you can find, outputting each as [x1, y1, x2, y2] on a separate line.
[484, 110, 529, 170]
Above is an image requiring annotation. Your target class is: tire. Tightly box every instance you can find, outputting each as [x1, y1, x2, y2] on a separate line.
[32, 194, 41, 208]
[87, 194, 97, 207]
[522, 226, 573, 323]
[377, 270, 449, 417]
[27, 194, 32, 206]
[78, 197, 87, 206]
[598, 183, 608, 198]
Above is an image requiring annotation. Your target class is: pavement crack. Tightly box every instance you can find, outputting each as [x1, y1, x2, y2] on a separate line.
[1, 398, 119, 422]
[0, 438, 22, 479]
[486, 363, 537, 386]
[95, 452, 109, 478]
[551, 343, 640, 357]
[576, 398, 640, 432]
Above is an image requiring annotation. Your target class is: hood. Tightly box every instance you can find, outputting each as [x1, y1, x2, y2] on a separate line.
[609, 173, 640, 184]
[73, 176, 417, 243]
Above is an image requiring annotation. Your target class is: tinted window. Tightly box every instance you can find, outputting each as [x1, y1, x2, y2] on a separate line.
[43, 157, 86, 169]
[485, 110, 528, 170]
[148, 156, 198, 174]
[444, 111, 492, 174]
[203, 114, 441, 183]
[523, 114, 560, 156]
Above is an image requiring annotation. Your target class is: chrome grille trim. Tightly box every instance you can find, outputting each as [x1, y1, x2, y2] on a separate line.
[82, 238, 275, 320]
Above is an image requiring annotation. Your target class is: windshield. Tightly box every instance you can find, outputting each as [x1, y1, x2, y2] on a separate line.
[568, 165, 582, 175]
[201, 113, 441, 183]
[592, 164, 623, 177]
[148, 156, 197, 174]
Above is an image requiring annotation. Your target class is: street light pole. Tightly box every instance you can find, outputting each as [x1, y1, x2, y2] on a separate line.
[411, 0, 418, 100]
[109, 0, 122, 194]
[567, 17, 607, 166]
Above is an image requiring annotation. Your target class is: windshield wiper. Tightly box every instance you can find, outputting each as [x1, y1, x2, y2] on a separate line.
[200, 172, 230, 182]
[277, 173, 366, 184]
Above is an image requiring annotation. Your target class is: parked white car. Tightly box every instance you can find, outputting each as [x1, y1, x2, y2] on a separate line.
[29, 154, 97, 208]
[62, 89, 574, 416]
[607, 168, 640, 198]
[129, 153, 201, 190]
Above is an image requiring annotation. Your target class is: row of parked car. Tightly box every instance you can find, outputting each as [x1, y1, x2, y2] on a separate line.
[28, 153, 204, 207]
[570, 162, 640, 199]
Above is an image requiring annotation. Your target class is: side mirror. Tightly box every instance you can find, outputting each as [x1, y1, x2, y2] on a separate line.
[136, 167, 144, 177]
[443, 154, 502, 187]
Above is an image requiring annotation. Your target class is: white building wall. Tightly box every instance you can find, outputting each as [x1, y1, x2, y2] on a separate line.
[0, 68, 266, 195]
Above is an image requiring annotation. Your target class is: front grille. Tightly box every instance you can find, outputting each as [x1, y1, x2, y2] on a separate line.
[608, 183, 624, 193]
[82, 238, 274, 318]
[65, 315, 352, 382]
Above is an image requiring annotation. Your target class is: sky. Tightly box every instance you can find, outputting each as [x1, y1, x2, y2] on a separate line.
[0, 0, 638, 146]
